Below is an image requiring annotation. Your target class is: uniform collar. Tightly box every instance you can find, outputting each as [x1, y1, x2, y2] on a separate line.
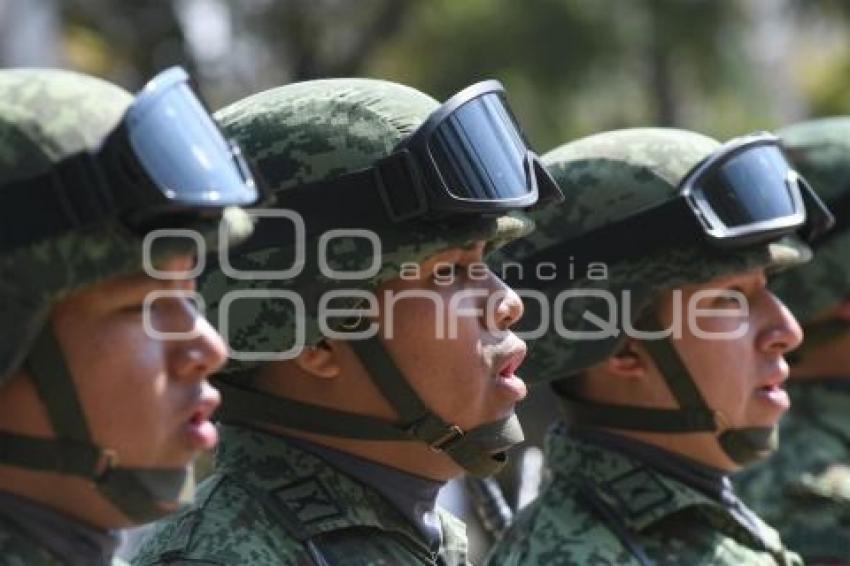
[215, 424, 466, 560]
[544, 421, 780, 552]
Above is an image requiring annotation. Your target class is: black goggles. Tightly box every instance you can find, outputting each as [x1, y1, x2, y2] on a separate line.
[512, 133, 834, 288]
[271, 80, 563, 236]
[0, 67, 258, 252]
[676, 132, 833, 246]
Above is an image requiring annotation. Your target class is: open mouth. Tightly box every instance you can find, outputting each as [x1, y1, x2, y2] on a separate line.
[497, 346, 527, 379]
[189, 410, 205, 427]
[493, 345, 529, 401]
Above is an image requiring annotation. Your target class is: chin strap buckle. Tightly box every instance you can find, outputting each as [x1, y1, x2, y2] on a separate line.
[428, 425, 465, 452]
[94, 448, 119, 481]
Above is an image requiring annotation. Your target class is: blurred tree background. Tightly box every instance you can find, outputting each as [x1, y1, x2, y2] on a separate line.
[2, 0, 850, 149]
[5, 1, 850, 560]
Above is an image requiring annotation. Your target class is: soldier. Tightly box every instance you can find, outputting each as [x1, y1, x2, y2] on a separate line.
[486, 128, 831, 565]
[132, 78, 562, 565]
[735, 117, 850, 563]
[0, 68, 257, 564]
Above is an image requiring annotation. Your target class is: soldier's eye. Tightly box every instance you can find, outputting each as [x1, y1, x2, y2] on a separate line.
[433, 263, 459, 279]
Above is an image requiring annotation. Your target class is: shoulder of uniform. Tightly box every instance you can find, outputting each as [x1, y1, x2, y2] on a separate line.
[130, 473, 308, 566]
[587, 461, 710, 532]
[488, 484, 637, 566]
[310, 528, 436, 565]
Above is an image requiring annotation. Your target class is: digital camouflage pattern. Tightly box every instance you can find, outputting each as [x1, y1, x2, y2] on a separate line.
[204, 78, 531, 374]
[486, 421, 802, 566]
[770, 117, 850, 324]
[132, 425, 469, 566]
[0, 69, 251, 383]
[735, 381, 850, 563]
[490, 128, 809, 382]
[731, 117, 850, 565]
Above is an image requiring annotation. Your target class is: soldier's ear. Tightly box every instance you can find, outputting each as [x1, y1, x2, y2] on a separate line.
[294, 340, 340, 379]
[604, 338, 650, 380]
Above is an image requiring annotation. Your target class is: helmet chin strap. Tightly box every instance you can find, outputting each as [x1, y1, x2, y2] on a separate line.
[215, 319, 524, 478]
[0, 325, 193, 523]
[559, 317, 777, 467]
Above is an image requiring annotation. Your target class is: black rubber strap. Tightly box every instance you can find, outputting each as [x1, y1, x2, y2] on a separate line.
[562, 399, 717, 433]
[25, 325, 93, 442]
[214, 378, 410, 441]
[0, 431, 109, 478]
[246, 150, 426, 249]
[562, 317, 718, 434]
[0, 151, 121, 252]
[639, 319, 711, 411]
[506, 197, 697, 289]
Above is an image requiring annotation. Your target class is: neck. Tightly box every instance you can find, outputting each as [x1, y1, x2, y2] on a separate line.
[285, 435, 446, 548]
[591, 427, 738, 472]
[253, 422, 462, 481]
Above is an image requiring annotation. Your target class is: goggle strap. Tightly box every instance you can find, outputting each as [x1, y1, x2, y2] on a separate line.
[508, 197, 694, 289]
[529, 157, 565, 208]
[249, 154, 425, 250]
[0, 150, 118, 252]
[374, 150, 428, 222]
[798, 177, 835, 242]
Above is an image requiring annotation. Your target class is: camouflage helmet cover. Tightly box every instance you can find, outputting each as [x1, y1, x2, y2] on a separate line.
[0, 69, 251, 384]
[492, 128, 810, 383]
[205, 78, 532, 373]
[770, 117, 850, 324]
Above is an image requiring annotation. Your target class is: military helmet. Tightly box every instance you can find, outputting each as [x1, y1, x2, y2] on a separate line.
[205, 78, 532, 371]
[494, 127, 809, 383]
[0, 69, 252, 383]
[0, 68, 253, 523]
[493, 127, 814, 466]
[206, 78, 549, 477]
[770, 117, 850, 326]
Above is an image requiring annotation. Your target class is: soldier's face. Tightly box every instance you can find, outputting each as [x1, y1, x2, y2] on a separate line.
[651, 268, 802, 468]
[374, 242, 528, 435]
[318, 241, 528, 478]
[49, 254, 225, 509]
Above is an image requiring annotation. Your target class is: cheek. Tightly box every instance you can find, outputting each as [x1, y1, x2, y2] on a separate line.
[680, 333, 755, 416]
[63, 319, 170, 446]
[381, 295, 487, 417]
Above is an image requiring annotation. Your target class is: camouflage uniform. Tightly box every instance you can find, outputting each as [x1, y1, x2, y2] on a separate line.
[135, 79, 547, 565]
[133, 425, 469, 565]
[488, 422, 801, 566]
[0, 69, 252, 565]
[486, 128, 809, 565]
[734, 117, 850, 564]
[736, 382, 850, 562]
